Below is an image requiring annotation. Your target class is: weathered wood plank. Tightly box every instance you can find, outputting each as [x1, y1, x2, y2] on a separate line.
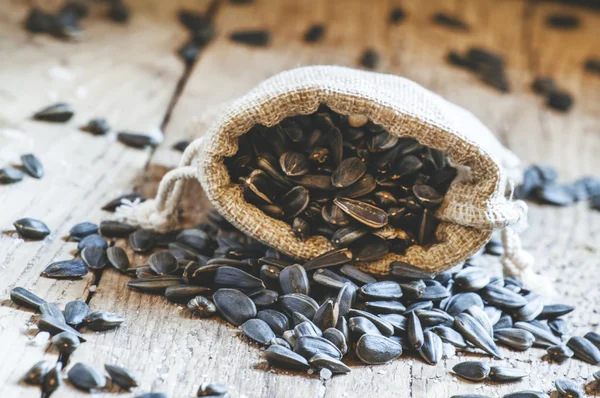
[0, 1, 210, 397]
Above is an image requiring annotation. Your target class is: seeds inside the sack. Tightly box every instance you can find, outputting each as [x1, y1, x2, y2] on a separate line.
[225, 106, 457, 257]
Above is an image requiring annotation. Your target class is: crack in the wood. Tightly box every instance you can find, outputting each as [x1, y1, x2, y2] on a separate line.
[158, 0, 222, 133]
[408, 361, 414, 398]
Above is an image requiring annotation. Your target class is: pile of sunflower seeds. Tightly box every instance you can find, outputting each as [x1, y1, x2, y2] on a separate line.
[29, 200, 598, 381]
[225, 105, 457, 255]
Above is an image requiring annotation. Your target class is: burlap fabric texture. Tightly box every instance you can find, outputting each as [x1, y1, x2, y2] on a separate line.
[117, 66, 530, 276]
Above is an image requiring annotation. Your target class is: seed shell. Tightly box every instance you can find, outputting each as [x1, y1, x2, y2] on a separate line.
[33, 103, 74, 122]
[23, 360, 54, 385]
[69, 222, 98, 241]
[14, 218, 50, 240]
[10, 287, 47, 311]
[42, 259, 88, 279]
[64, 300, 91, 327]
[454, 313, 501, 358]
[0, 167, 25, 183]
[104, 364, 138, 390]
[67, 362, 106, 391]
[452, 361, 490, 382]
[355, 334, 402, 364]
[81, 246, 107, 270]
[213, 288, 256, 326]
[240, 318, 276, 345]
[567, 336, 600, 364]
[83, 311, 125, 331]
[265, 345, 309, 370]
[106, 247, 130, 272]
[21, 153, 44, 178]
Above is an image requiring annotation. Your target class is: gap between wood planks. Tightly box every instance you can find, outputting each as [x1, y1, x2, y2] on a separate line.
[83, 0, 221, 308]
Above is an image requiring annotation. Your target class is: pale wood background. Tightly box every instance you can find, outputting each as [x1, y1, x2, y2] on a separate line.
[0, 0, 599, 397]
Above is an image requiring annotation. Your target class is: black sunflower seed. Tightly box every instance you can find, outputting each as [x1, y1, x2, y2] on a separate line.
[452, 361, 490, 381]
[148, 251, 179, 275]
[265, 345, 309, 370]
[214, 265, 265, 294]
[83, 311, 124, 331]
[52, 331, 80, 367]
[554, 379, 584, 398]
[100, 220, 136, 237]
[331, 157, 366, 188]
[108, 0, 130, 23]
[432, 12, 469, 30]
[20, 153, 44, 178]
[165, 285, 211, 304]
[106, 247, 130, 272]
[359, 49, 379, 70]
[78, 234, 107, 251]
[197, 382, 228, 397]
[104, 364, 138, 390]
[13, 218, 50, 240]
[42, 363, 62, 398]
[23, 360, 53, 385]
[454, 313, 501, 358]
[188, 296, 217, 317]
[292, 217, 310, 240]
[355, 334, 402, 364]
[303, 248, 353, 270]
[68, 362, 106, 391]
[280, 152, 309, 177]
[230, 30, 270, 46]
[10, 287, 47, 311]
[42, 259, 87, 279]
[282, 186, 310, 218]
[129, 229, 156, 252]
[333, 197, 387, 228]
[240, 318, 275, 345]
[81, 118, 110, 135]
[304, 24, 325, 43]
[117, 132, 159, 148]
[546, 14, 579, 29]
[33, 103, 74, 122]
[69, 222, 98, 241]
[0, 167, 25, 183]
[546, 344, 574, 362]
[81, 246, 107, 270]
[567, 336, 600, 364]
[213, 288, 256, 326]
[64, 300, 91, 327]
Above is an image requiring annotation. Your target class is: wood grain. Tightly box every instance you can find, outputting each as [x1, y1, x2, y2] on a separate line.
[1, 0, 599, 397]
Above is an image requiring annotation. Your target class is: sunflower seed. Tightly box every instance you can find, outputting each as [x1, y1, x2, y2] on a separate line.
[148, 251, 179, 275]
[360, 281, 403, 300]
[514, 292, 544, 322]
[537, 304, 574, 320]
[100, 220, 136, 237]
[20, 153, 44, 178]
[214, 266, 265, 294]
[567, 336, 600, 364]
[444, 292, 484, 316]
[548, 318, 568, 337]
[292, 217, 310, 240]
[312, 300, 337, 331]
[454, 313, 501, 358]
[502, 392, 548, 398]
[279, 293, 319, 319]
[546, 344, 574, 362]
[213, 288, 256, 326]
[69, 222, 98, 241]
[555, 379, 584, 398]
[52, 331, 80, 366]
[77, 234, 107, 251]
[312, 268, 349, 290]
[42, 363, 62, 398]
[117, 132, 159, 148]
[265, 345, 309, 370]
[334, 197, 387, 228]
[83, 311, 124, 331]
[494, 328, 534, 351]
[494, 314, 514, 331]
[81, 246, 107, 270]
[255, 309, 288, 336]
[322, 327, 347, 355]
[452, 361, 490, 381]
[42, 259, 87, 279]
[23, 360, 53, 385]
[13, 218, 50, 240]
[365, 300, 406, 314]
[129, 229, 156, 252]
[38, 316, 85, 341]
[106, 247, 130, 272]
[419, 331, 442, 365]
[134, 393, 168, 398]
[584, 331, 600, 349]
[488, 365, 529, 382]
[165, 285, 211, 304]
[279, 264, 309, 295]
[64, 300, 91, 327]
[33, 103, 74, 122]
[465, 305, 493, 337]
[430, 325, 468, 348]
[294, 335, 342, 360]
[68, 362, 106, 391]
[593, 370, 600, 381]
[0, 167, 25, 183]
[454, 267, 490, 292]
[187, 296, 216, 317]
[128, 275, 182, 294]
[82, 118, 110, 135]
[280, 152, 309, 177]
[240, 318, 275, 345]
[303, 248, 353, 270]
[196, 382, 227, 397]
[104, 364, 138, 390]
[417, 309, 454, 328]
[479, 284, 527, 309]
[390, 261, 435, 280]
[10, 287, 46, 311]
[514, 322, 560, 348]
[348, 309, 394, 336]
[335, 282, 356, 318]
[355, 334, 402, 364]
[407, 310, 424, 350]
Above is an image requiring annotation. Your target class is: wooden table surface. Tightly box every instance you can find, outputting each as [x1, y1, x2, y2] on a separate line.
[1, 0, 599, 397]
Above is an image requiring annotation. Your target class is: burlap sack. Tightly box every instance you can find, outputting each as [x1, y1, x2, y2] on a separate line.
[118, 65, 530, 276]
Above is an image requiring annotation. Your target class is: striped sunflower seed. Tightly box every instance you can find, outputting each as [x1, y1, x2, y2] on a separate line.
[452, 361, 490, 382]
[454, 313, 501, 358]
[10, 287, 47, 311]
[294, 335, 342, 360]
[494, 328, 535, 351]
[22, 360, 53, 385]
[407, 310, 424, 350]
[489, 366, 529, 382]
[187, 296, 217, 317]
[14, 218, 50, 240]
[106, 247, 130, 272]
[265, 345, 309, 371]
[546, 344, 574, 362]
[20, 153, 44, 178]
[67, 362, 106, 391]
[104, 364, 138, 390]
[63, 300, 91, 327]
[213, 288, 256, 326]
[454, 267, 490, 292]
[355, 334, 402, 364]
[514, 322, 560, 348]
[309, 353, 351, 375]
[69, 222, 98, 241]
[418, 331, 442, 365]
[567, 336, 600, 364]
[83, 311, 124, 331]
[240, 318, 275, 345]
[279, 264, 310, 295]
[555, 379, 584, 398]
[42, 259, 88, 279]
